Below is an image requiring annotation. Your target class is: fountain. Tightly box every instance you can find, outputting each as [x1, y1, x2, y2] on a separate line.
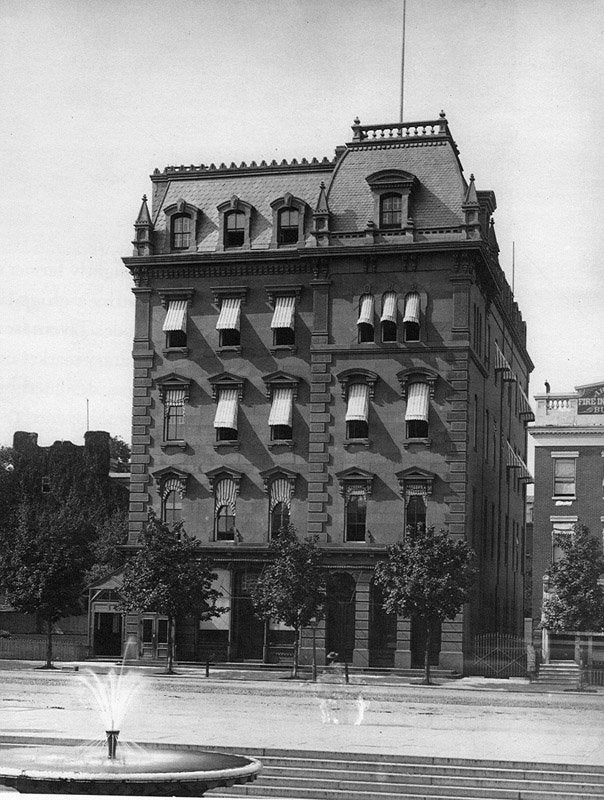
[0, 640, 261, 795]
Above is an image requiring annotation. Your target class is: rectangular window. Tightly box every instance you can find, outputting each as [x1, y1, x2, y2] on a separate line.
[269, 388, 293, 441]
[345, 490, 366, 542]
[472, 395, 478, 450]
[163, 299, 188, 348]
[552, 522, 574, 562]
[214, 388, 238, 443]
[504, 515, 509, 566]
[346, 383, 369, 440]
[553, 458, 576, 497]
[405, 383, 430, 439]
[164, 404, 184, 441]
[490, 503, 495, 560]
[271, 296, 296, 347]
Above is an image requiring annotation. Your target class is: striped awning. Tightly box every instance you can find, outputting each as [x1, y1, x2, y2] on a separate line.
[214, 388, 238, 429]
[405, 382, 430, 421]
[506, 442, 522, 469]
[162, 299, 187, 332]
[495, 343, 514, 380]
[346, 383, 369, 422]
[268, 388, 293, 426]
[165, 388, 186, 406]
[270, 478, 292, 510]
[215, 478, 237, 511]
[517, 385, 535, 421]
[381, 292, 397, 323]
[357, 294, 374, 326]
[271, 296, 295, 329]
[216, 297, 241, 330]
[162, 477, 185, 499]
[403, 292, 420, 324]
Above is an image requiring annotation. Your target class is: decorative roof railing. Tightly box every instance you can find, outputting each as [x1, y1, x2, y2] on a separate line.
[153, 156, 336, 177]
[351, 112, 450, 142]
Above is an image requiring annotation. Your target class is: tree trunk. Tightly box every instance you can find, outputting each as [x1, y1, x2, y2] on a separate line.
[45, 616, 53, 669]
[423, 620, 432, 685]
[292, 627, 300, 679]
[166, 616, 174, 674]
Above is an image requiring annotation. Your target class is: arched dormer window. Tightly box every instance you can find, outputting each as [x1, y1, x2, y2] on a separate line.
[380, 194, 402, 229]
[164, 199, 200, 253]
[270, 194, 307, 247]
[366, 170, 418, 232]
[217, 196, 253, 251]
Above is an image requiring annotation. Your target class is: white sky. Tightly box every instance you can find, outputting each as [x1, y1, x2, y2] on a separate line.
[1, 0, 602, 447]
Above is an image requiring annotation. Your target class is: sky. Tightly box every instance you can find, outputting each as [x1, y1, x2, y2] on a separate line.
[1, 0, 602, 448]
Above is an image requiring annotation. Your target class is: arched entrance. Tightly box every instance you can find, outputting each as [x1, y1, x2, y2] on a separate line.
[325, 572, 356, 663]
[368, 579, 397, 667]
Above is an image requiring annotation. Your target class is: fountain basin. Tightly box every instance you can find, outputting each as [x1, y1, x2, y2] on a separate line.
[0, 739, 261, 796]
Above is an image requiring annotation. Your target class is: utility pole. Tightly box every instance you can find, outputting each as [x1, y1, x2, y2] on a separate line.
[400, 0, 407, 122]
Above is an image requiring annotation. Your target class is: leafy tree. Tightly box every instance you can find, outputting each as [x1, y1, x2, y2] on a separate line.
[0, 496, 94, 668]
[252, 526, 326, 678]
[119, 512, 224, 673]
[374, 525, 476, 684]
[542, 523, 604, 632]
[86, 509, 129, 585]
[109, 436, 131, 464]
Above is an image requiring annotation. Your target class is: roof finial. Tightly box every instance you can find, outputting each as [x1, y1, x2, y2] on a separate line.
[469, 174, 474, 182]
[439, 109, 446, 118]
[142, 194, 147, 202]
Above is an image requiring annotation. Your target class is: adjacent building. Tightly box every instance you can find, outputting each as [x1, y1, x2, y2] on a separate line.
[117, 114, 533, 671]
[530, 381, 604, 658]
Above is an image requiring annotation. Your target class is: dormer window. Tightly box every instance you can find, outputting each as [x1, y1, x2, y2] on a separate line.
[171, 214, 191, 250]
[380, 194, 402, 229]
[225, 211, 245, 248]
[278, 208, 300, 244]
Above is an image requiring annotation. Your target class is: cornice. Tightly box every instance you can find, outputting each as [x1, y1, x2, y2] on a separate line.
[151, 162, 335, 183]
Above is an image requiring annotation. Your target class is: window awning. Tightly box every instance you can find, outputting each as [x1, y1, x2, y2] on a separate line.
[518, 385, 535, 421]
[357, 295, 374, 326]
[405, 382, 430, 421]
[215, 478, 237, 511]
[381, 292, 397, 323]
[495, 343, 514, 380]
[346, 383, 369, 422]
[162, 299, 187, 332]
[214, 388, 238, 429]
[403, 292, 420, 324]
[268, 387, 293, 426]
[270, 478, 292, 509]
[271, 296, 295, 329]
[165, 388, 186, 406]
[216, 297, 241, 330]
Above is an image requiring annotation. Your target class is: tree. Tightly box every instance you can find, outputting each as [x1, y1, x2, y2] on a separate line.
[86, 508, 129, 585]
[252, 526, 326, 678]
[374, 525, 476, 684]
[119, 512, 224, 673]
[542, 523, 604, 632]
[109, 436, 131, 464]
[0, 496, 94, 668]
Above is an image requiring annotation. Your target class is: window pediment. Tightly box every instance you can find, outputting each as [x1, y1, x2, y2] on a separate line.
[259, 466, 297, 495]
[205, 467, 243, 494]
[151, 467, 189, 498]
[336, 467, 374, 497]
[366, 170, 418, 192]
[208, 372, 245, 401]
[336, 368, 378, 401]
[156, 373, 191, 403]
[262, 371, 300, 400]
[157, 287, 195, 309]
[395, 467, 435, 498]
[397, 367, 438, 398]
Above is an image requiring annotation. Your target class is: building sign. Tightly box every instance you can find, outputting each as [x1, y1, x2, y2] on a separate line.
[577, 384, 604, 415]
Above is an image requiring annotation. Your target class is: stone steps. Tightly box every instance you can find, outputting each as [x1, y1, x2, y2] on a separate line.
[536, 660, 581, 686]
[208, 748, 604, 799]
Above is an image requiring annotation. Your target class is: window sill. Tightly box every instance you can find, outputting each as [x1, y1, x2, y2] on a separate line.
[343, 438, 370, 449]
[217, 346, 242, 355]
[270, 345, 298, 355]
[268, 439, 293, 451]
[214, 441, 240, 451]
[161, 440, 186, 451]
[162, 347, 189, 357]
[403, 437, 431, 449]
[552, 496, 575, 501]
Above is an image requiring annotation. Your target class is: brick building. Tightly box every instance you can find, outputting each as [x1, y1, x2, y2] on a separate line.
[118, 114, 533, 671]
[530, 382, 604, 656]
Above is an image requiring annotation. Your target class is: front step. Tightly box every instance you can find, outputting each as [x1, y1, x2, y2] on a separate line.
[536, 660, 581, 686]
[207, 747, 604, 800]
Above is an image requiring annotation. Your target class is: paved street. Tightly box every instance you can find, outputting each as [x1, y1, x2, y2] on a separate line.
[1, 664, 603, 767]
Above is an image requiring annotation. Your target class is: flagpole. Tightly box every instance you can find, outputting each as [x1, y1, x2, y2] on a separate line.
[400, 0, 407, 122]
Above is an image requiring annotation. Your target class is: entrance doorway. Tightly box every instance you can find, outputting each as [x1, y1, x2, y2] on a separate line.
[368, 580, 397, 667]
[410, 614, 441, 668]
[231, 571, 265, 661]
[140, 615, 169, 661]
[325, 572, 356, 663]
[93, 612, 122, 657]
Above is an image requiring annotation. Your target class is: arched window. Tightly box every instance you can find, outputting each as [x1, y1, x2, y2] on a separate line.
[224, 211, 246, 247]
[405, 494, 426, 533]
[270, 501, 290, 539]
[215, 505, 236, 541]
[380, 292, 397, 343]
[403, 292, 420, 342]
[162, 490, 182, 527]
[357, 294, 374, 343]
[379, 193, 402, 229]
[278, 207, 300, 245]
[171, 214, 191, 250]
